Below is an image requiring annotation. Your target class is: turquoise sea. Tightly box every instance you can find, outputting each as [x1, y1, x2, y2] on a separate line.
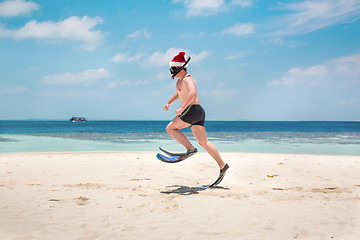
[1, 121, 360, 155]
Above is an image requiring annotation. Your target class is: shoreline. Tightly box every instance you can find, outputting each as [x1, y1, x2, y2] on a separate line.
[1, 152, 359, 239]
[2, 131, 360, 156]
[1, 149, 360, 157]
[1, 150, 360, 157]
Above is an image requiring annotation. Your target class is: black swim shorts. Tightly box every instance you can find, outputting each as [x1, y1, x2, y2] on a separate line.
[178, 104, 205, 126]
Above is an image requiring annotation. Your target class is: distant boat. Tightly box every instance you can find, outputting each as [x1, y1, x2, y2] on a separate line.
[69, 116, 86, 122]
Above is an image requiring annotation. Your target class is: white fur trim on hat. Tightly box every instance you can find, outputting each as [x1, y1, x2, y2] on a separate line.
[169, 61, 185, 67]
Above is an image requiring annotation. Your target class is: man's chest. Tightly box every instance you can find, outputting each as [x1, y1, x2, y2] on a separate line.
[176, 81, 184, 92]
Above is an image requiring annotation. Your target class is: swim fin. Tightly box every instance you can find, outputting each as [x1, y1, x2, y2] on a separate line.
[159, 147, 197, 157]
[157, 147, 197, 163]
[156, 153, 182, 163]
[208, 163, 229, 187]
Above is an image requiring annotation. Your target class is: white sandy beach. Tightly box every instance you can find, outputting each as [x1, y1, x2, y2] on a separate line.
[0, 152, 359, 240]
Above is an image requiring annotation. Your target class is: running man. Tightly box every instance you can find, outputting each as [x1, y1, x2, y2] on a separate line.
[163, 51, 229, 186]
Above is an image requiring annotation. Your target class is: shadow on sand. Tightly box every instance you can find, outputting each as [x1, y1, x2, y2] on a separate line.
[160, 185, 230, 196]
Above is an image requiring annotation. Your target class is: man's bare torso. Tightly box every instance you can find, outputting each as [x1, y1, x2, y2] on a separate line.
[176, 74, 200, 106]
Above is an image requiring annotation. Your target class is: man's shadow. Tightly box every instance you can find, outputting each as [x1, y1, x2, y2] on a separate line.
[161, 185, 230, 196]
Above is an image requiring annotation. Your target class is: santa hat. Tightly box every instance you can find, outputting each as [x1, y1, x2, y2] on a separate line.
[169, 52, 190, 68]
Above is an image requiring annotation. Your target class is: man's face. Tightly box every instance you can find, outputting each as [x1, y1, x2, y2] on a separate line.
[170, 67, 182, 77]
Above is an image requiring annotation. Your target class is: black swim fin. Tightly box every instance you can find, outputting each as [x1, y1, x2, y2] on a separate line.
[208, 163, 229, 187]
[159, 147, 197, 158]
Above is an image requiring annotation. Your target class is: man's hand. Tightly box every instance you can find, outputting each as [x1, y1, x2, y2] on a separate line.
[163, 103, 170, 111]
[176, 108, 184, 115]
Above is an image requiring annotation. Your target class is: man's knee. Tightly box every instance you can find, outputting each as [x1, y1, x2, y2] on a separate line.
[166, 123, 176, 134]
[166, 125, 171, 134]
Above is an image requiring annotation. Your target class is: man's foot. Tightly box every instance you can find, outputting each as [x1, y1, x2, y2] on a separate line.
[209, 163, 229, 187]
[159, 147, 197, 157]
[220, 163, 229, 173]
[178, 148, 197, 160]
[186, 148, 197, 156]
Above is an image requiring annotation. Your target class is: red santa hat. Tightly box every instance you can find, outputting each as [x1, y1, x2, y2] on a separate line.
[169, 52, 190, 68]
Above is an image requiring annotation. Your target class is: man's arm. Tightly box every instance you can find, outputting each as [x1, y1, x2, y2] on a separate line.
[164, 92, 179, 111]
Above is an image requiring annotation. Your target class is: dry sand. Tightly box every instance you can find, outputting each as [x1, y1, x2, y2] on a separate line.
[0, 152, 359, 240]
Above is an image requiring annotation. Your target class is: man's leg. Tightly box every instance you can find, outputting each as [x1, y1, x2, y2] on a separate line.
[191, 125, 226, 169]
[166, 116, 195, 151]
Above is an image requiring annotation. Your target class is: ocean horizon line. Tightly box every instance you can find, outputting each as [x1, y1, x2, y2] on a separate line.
[1, 119, 360, 122]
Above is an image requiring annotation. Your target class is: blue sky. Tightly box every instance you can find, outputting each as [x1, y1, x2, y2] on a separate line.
[0, 0, 359, 121]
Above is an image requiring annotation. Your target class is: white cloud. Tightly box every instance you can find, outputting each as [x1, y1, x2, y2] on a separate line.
[155, 71, 170, 80]
[0, 86, 27, 95]
[268, 65, 328, 86]
[272, 0, 360, 35]
[267, 54, 360, 86]
[105, 79, 150, 89]
[186, 0, 225, 17]
[174, 0, 254, 17]
[201, 81, 238, 100]
[147, 48, 209, 67]
[111, 52, 145, 63]
[333, 54, 360, 75]
[111, 53, 127, 63]
[191, 50, 209, 62]
[337, 97, 360, 108]
[230, 0, 255, 7]
[110, 49, 208, 66]
[0, 16, 104, 50]
[148, 48, 183, 67]
[0, 0, 39, 17]
[222, 23, 255, 36]
[224, 50, 251, 60]
[127, 28, 151, 39]
[202, 88, 238, 100]
[41, 68, 110, 85]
